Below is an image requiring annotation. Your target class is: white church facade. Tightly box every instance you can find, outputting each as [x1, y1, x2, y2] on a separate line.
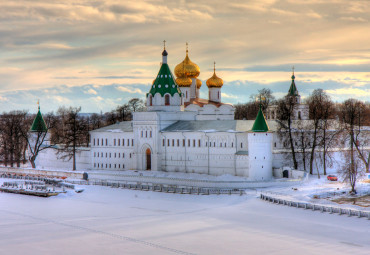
[89, 45, 274, 181]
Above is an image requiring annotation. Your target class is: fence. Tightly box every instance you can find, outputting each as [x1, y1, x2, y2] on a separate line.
[1, 173, 245, 196]
[260, 193, 370, 220]
[68, 179, 246, 196]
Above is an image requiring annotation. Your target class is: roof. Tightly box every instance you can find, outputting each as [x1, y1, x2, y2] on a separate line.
[30, 108, 48, 132]
[288, 74, 299, 96]
[162, 120, 278, 132]
[148, 63, 181, 97]
[184, 98, 232, 108]
[251, 107, 269, 132]
[90, 122, 133, 133]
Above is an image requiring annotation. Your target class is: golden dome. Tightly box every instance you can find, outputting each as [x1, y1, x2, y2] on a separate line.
[176, 76, 192, 87]
[174, 44, 200, 78]
[206, 62, 223, 88]
[196, 79, 202, 89]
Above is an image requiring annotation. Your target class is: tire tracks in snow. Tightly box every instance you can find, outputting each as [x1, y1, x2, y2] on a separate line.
[0, 209, 196, 255]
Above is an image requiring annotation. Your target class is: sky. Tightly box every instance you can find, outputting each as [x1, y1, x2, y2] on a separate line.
[0, 0, 369, 113]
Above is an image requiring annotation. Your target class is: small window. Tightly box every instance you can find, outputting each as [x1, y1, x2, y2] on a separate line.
[186, 91, 188, 98]
[141, 131, 143, 137]
[114, 139, 116, 146]
[241, 143, 243, 148]
[114, 164, 116, 168]
[118, 153, 120, 158]
[198, 140, 201, 147]
[106, 153, 108, 158]
[150, 131, 152, 138]
[167, 139, 170, 146]
[130, 153, 132, 158]
[183, 139, 185, 146]
[128, 139, 130, 146]
[163, 139, 165, 146]
[97, 163, 99, 168]
[101, 152, 103, 157]
[132, 139, 134, 146]
[123, 153, 125, 158]
[188, 139, 190, 147]
[172, 139, 175, 146]
[114, 153, 116, 158]
[97, 139, 99, 146]
[118, 139, 120, 146]
[231, 142, 233, 147]
[146, 131, 147, 138]
[193, 139, 195, 147]
[101, 138, 103, 145]
[177, 139, 180, 147]
[122, 139, 125, 146]
[274, 142, 276, 147]
[94, 163, 96, 167]
[119, 164, 120, 168]
[109, 153, 111, 158]
[165, 94, 170, 106]
[106, 139, 108, 146]
[149, 95, 153, 106]
[94, 152, 96, 157]
[109, 164, 111, 168]
[105, 164, 107, 168]
[93, 139, 95, 146]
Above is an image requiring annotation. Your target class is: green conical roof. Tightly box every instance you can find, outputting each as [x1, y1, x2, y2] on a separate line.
[148, 63, 181, 97]
[251, 106, 269, 132]
[288, 74, 298, 96]
[30, 107, 48, 132]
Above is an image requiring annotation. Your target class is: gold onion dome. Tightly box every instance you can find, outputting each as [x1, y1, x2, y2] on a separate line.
[196, 79, 202, 88]
[206, 62, 223, 88]
[176, 76, 192, 87]
[174, 43, 200, 78]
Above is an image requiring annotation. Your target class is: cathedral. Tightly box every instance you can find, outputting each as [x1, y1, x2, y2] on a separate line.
[89, 44, 275, 181]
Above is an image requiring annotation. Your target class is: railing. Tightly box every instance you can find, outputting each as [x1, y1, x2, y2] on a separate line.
[67, 179, 246, 196]
[260, 193, 370, 220]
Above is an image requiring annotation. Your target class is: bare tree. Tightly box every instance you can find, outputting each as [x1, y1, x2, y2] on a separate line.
[0, 111, 29, 167]
[339, 150, 364, 194]
[22, 112, 55, 168]
[56, 106, 87, 170]
[276, 96, 298, 169]
[250, 88, 276, 112]
[340, 99, 369, 173]
[128, 98, 145, 112]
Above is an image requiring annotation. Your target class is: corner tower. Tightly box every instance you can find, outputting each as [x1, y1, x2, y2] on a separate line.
[248, 104, 273, 181]
[146, 42, 184, 112]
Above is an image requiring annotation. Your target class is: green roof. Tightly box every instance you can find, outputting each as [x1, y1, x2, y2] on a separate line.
[148, 63, 181, 97]
[251, 106, 269, 132]
[288, 74, 298, 96]
[30, 108, 48, 132]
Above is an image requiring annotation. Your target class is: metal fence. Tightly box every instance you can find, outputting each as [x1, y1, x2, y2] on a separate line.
[68, 179, 246, 196]
[260, 193, 370, 220]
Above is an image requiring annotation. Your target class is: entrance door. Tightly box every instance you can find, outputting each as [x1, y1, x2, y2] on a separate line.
[283, 170, 289, 178]
[146, 148, 151, 170]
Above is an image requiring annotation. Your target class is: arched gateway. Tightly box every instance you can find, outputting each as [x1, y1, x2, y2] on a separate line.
[145, 148, 151, 170]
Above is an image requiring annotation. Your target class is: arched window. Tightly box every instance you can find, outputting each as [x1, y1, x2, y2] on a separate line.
[165, 94, 170, 106]
[149, 95, 153, 106]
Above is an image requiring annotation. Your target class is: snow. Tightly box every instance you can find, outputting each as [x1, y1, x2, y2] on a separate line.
[1, 177, 369, 255]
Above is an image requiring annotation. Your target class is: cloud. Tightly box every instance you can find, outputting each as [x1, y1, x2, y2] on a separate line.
[116, 86, 144, 94]
[85, 88, 98, 95]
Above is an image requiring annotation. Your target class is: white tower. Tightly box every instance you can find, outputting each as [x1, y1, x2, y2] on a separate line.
[206, 62, 223, 103]
[248, 105, 273, 181]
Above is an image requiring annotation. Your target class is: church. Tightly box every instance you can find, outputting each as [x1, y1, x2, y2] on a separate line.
[89, 44, 276, 181]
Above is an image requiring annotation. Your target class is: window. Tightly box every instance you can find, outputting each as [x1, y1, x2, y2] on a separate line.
[132, 139, 134, 146]
[165, 94, 170, 106]
[97, 139, 99, 146]
[114, 153, 116, 158]
[274, 142, 276, 147]
[167, 139, 170, 146]
[118, 139, 120, 146]
[118, 153, 120, 158]
[122, 139, 125, 146]
[119, 164, 120, 168]
[130, 153, 132, 158]
[193, 139, 195, 147]
[106, 153, 108, 158]
[298, 111, 301, 120]
[177, 139, 179, 147]
[94, 163, 96, 167]
[241, 143, 243, 148]
[114, 139, 116, 146]
[128, 139, 130, 146]
[150, 131, 152, 138]
[109, 153, 111, 158]
[172, 139, 174, 146]
[101, 138, 103, 146]
[123, 153, 125, 158]
[218, 91, 220, 99]
[188, 139, 190, 147]
[105, 164, 107, 168]
[149, 95, 153, 106]
[232, 142, 234, 147]
[198, 140, 201, 147]
[141, 131, 143, 137]
[97, 163, 99, 168]
[101, 152, 103, 157]
[186, 91, 188, 98]
[93, 139, 95, 146]
[94, 152, 96, 157]
[109, 164, 111, 168]
[163, 139, 165, 146]
[206, 142, 208, 146]
[106, 139, 108, 146]
[122, 164, 125, 169]
[114, 164, 116, 168]
[146, 131, 147, 138]
[183, 139, 185, 146]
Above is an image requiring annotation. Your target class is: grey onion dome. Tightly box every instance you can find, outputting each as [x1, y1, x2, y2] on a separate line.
[162, 49, 168, 56]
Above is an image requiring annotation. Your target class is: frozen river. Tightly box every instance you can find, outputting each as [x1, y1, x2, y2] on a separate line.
[0, 183, 369, 255]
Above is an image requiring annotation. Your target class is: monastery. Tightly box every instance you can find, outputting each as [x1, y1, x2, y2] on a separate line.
[32, 44, 319, 180]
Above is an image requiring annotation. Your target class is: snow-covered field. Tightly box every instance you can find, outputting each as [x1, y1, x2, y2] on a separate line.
[1, 178, 369, 255]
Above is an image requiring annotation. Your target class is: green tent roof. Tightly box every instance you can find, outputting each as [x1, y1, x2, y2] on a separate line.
[288, 74, 298, 96]
[148, 63, 181, 97]
[251, 106, 269, 132]
[30, 108, 48, 132]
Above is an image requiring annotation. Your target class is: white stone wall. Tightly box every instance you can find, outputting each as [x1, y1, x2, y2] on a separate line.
[91, 132, 135, 171]
[185, 104, 235, 120]
[208, 87, 221, 103]
[34, 147, 91, 171]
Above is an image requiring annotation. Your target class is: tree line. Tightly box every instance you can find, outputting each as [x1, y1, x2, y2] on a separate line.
[0, 98, 145, 170]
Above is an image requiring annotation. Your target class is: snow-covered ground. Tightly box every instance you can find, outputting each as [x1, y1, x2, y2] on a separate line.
[1, 178, 369, 255]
